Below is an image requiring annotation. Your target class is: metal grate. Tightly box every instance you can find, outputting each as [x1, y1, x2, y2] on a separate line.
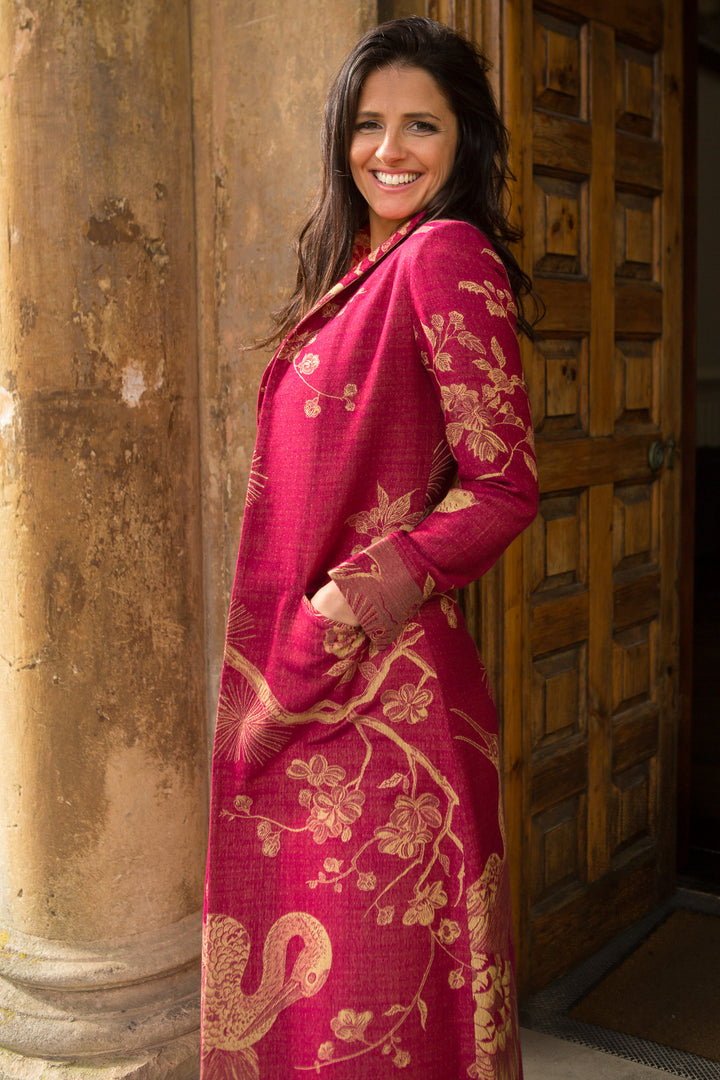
[520, 889, 720, 1080]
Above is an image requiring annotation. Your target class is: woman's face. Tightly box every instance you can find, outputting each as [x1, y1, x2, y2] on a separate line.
[350, 64, 459, 249]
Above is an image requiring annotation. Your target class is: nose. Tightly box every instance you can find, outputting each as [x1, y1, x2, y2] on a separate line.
[376, 127, 405, 164]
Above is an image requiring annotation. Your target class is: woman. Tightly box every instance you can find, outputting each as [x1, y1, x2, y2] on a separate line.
[201, 17, 538, 1080]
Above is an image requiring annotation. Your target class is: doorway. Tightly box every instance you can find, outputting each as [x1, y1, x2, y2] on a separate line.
[686, 16, 720, 891]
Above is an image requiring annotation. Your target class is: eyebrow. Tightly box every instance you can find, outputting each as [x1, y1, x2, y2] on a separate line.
[355, 110, 442, 121]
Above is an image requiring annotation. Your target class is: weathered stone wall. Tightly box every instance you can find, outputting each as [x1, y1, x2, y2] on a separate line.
[0, 0, 206, 1072]
[191, 0, 377, 719]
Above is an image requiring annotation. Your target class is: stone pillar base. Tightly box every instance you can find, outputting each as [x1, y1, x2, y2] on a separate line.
[0, 1035, 199, 1080]
[0, 914, 201, 1076]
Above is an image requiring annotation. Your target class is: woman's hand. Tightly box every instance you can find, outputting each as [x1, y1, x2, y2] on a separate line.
[309, 581, 360, 626]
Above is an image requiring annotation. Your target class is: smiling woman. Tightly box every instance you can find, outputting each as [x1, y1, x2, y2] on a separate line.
[350, 65, 458, 247]
[201, 16, 539, 1080]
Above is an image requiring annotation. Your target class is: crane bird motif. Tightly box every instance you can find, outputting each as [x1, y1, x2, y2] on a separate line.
[202, 910, 332, 1079]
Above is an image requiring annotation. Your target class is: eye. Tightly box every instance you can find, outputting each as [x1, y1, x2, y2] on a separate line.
[409, 120, 439, 134]
[354, 120, 381, 132]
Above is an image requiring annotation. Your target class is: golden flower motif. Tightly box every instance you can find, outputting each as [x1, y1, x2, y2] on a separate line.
[440, 593, 459, 628]
[261, 832, 281, 857]
[304, 397, 321, 417]
[287, 754, 346, 789]
[330, 1008, 373, 1042]
[346, 483, 422, 540]
[317, 1041, 334, 1061]
[233, 795, 252, 814]
[441, 383, 509, 463]
[381, 683, 433, 724]
[297, 354, 320, 375]
[449, 968, 465, 989]
[356, 871, 377, 892]
[392, 792, 443, 832]
[402, 880, 448, 927]
[375, 793, 442, 859]
[437, 919, 461, 945]
[394, 1049, 411, 1068]
[323, 624, 365, 661]
[308, 786, 365, 845]
[377, 905, 395, 926]
[459, 277, 517, 319]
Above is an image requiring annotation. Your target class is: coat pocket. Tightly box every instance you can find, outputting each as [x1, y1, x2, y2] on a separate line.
[300, 593, 361, 631]
[277, 595, 366, 689]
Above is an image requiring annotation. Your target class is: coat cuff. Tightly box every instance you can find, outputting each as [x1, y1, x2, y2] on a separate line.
[328, 535, 425, 646]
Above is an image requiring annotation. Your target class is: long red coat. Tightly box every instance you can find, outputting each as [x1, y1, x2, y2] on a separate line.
[201, 215, 538, 1080]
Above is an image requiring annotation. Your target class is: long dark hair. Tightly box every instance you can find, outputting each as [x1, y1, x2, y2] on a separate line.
[268, 16, 537, 343]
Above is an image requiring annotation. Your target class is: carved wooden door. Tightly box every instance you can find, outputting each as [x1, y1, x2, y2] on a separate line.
[382, 0, 684, 994]
[494, 0, 684, 994]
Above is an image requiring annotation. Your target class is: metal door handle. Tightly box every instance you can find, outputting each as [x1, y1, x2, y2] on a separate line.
[648, 438, 677, 472]
[648, 440, 664, 470]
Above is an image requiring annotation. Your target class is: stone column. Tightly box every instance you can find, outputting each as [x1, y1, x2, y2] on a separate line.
[0, 2, 207, 1076]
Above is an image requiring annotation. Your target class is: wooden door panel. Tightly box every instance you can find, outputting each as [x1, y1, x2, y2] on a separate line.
[553, 0, 663, 46]
[505, 0, 682, 993]
[533, 11, 586, 116]
[384, 0, 683, 995]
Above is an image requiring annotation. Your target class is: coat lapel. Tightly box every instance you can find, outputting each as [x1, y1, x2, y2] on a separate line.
[289, 212, 426, 338]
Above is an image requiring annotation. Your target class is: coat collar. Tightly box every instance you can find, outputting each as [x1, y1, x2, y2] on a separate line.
[317, 210, 426, 309]
[276, 212, 426, 359]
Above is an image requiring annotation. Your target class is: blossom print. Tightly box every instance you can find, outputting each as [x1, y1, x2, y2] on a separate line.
[297, 354, 320, 376]
[294, 350, 360, 416]
[440, 383, 511, 463]
[437, 919, 462, 945]
[403, 880, 448, 926]
[419, 310, 487, 372]
[375, 793, 443, 859]
[307, 785, 365, 844]
[346, 483, 424, 542]
[459, 277, 518, 321]
[203, 218, 535, 1080]
[287, 754, 346, 789]
[381, 683, 433, 724]
[330, 1008, 374, 1042]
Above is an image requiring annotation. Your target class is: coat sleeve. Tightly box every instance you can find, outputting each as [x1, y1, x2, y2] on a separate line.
[328, 222, 539, 645]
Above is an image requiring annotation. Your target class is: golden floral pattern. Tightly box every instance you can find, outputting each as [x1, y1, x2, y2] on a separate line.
[346, 482, 424, 543]
[419, 310, 487, 372]
[245, 448, 267, 507]
[459, 277, 518, 322]
[375, 792, 443, 859]
[204, 217, 535, 1079]
[381, 682, 433, 724]
[307, 785, 366, 845]
[402, 880, 448, 926]
[287, 753, 346, 789]
[330, 1008, 373, 1041]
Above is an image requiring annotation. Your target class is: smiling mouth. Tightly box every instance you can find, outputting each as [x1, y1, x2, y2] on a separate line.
[373, 171, 420, 186]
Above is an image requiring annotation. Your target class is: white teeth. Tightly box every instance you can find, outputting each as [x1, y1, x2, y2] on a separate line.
[374, 171, 420, 186]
